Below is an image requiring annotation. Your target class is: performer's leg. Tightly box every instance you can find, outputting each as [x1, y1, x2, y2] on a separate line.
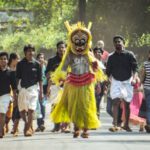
[73, 124, 80, 138]
[81, 128, 89, 138]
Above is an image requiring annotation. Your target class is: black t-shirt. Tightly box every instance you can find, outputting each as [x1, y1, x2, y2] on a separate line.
[106, 50, 138, 81]
[0, 69, 17, 96]
[46, 54, 61, 74]
[16, 58, 42, 88]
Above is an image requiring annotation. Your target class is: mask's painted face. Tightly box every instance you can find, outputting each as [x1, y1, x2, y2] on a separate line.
[71, 30, 89, 55]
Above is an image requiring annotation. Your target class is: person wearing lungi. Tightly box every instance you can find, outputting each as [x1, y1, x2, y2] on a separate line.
[106, 35, 138, 132]
[16, 44, 42, 136]
[0, 52, 17, 138]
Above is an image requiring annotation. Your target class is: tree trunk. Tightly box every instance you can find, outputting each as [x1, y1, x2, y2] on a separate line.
[79, 0, 86, 23]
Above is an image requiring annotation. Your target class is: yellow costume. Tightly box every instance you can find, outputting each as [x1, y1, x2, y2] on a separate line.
[50, 22, 106, 137]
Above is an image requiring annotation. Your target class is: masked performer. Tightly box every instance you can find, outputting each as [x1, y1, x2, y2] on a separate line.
[51, 22, 106, 138]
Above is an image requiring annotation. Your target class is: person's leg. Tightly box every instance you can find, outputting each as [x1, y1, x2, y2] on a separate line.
[144, 89, 150, 133]
[13, 119, 20, 136]
[51, 123, 60, 132]
[5, 116, 11, 133]
[95, 94, 101, 118]
[20, 110, 28, 135]
[27, 109, 34, 132]
[139, 123, 144, 132]
[36, 100, 45, 132]
[39, 100, 46, 131]
[124, 101, 130, 126]
[23, 109, 34, 136]
[5, 102, 13, 133]
[106, 96, 113, 117]
[117, 105, 123, 126]
[35, 100, 42, 131]
[36, 118, 41, 131]
[109, 98, 121, 132]
[112, 98, 121, 126]
[11, 107, 20, 135]
[122, 101, 132, 132]
[0, 113, 6, 138]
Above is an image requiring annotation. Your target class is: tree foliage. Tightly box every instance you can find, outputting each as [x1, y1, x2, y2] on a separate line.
[0, 0, 77, 54]
[0, 0, 149, 55]
[85, 0, 150, 49]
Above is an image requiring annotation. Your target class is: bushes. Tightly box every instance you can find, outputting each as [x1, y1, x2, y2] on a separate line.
[0, 25, 66, 54]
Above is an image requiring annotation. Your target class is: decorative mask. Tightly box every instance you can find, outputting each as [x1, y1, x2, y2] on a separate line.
[65, 21, 92, 55]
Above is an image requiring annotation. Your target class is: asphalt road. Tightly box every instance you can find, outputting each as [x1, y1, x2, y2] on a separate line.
[0, 106, 150, 150]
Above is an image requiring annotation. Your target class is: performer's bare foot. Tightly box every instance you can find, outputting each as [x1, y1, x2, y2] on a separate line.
[73, 130, 80, 138]
[24, 130, 32, 137]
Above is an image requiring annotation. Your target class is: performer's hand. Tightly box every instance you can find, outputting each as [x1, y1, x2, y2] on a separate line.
[92, 61, 98, 71]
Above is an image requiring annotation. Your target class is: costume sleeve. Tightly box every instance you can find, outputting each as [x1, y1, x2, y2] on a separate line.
[62, 54, 70, 71]
[51, 54, 70, 86]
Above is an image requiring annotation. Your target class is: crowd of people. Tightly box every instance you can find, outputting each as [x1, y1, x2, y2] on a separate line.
[0, 22, 150, 139]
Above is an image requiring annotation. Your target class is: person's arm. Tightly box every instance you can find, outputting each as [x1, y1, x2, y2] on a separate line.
[10, 71, 18, 106]
[140, 65, 146, 84]
[16, 62, 21, 76]
[106, 57, 112, 78]
[130, 52, 138, 80]
[37, 64, 43, 101]
[45, 59, 53, 79]
[39, 81, 43, 101]
[45, 59, 53, 97]
[46, 79, 52, 97]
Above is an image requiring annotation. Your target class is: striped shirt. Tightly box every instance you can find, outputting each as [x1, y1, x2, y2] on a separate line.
[144, 61, 150, 89]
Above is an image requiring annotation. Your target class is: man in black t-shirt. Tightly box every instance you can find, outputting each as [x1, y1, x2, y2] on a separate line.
[0, 52, 17, 138]
[106, 35, 138, 132]
[46, 41, 66, 132]
[16, 44, 42, 137]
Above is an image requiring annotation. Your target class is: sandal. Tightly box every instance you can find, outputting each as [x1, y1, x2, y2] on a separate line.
[122, 126, 132, 132]
[81, 132, 89, 138]
[109, 126, 120, 132]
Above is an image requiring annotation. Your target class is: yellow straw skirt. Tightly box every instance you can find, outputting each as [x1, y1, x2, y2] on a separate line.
[50, 82, 100, 129]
